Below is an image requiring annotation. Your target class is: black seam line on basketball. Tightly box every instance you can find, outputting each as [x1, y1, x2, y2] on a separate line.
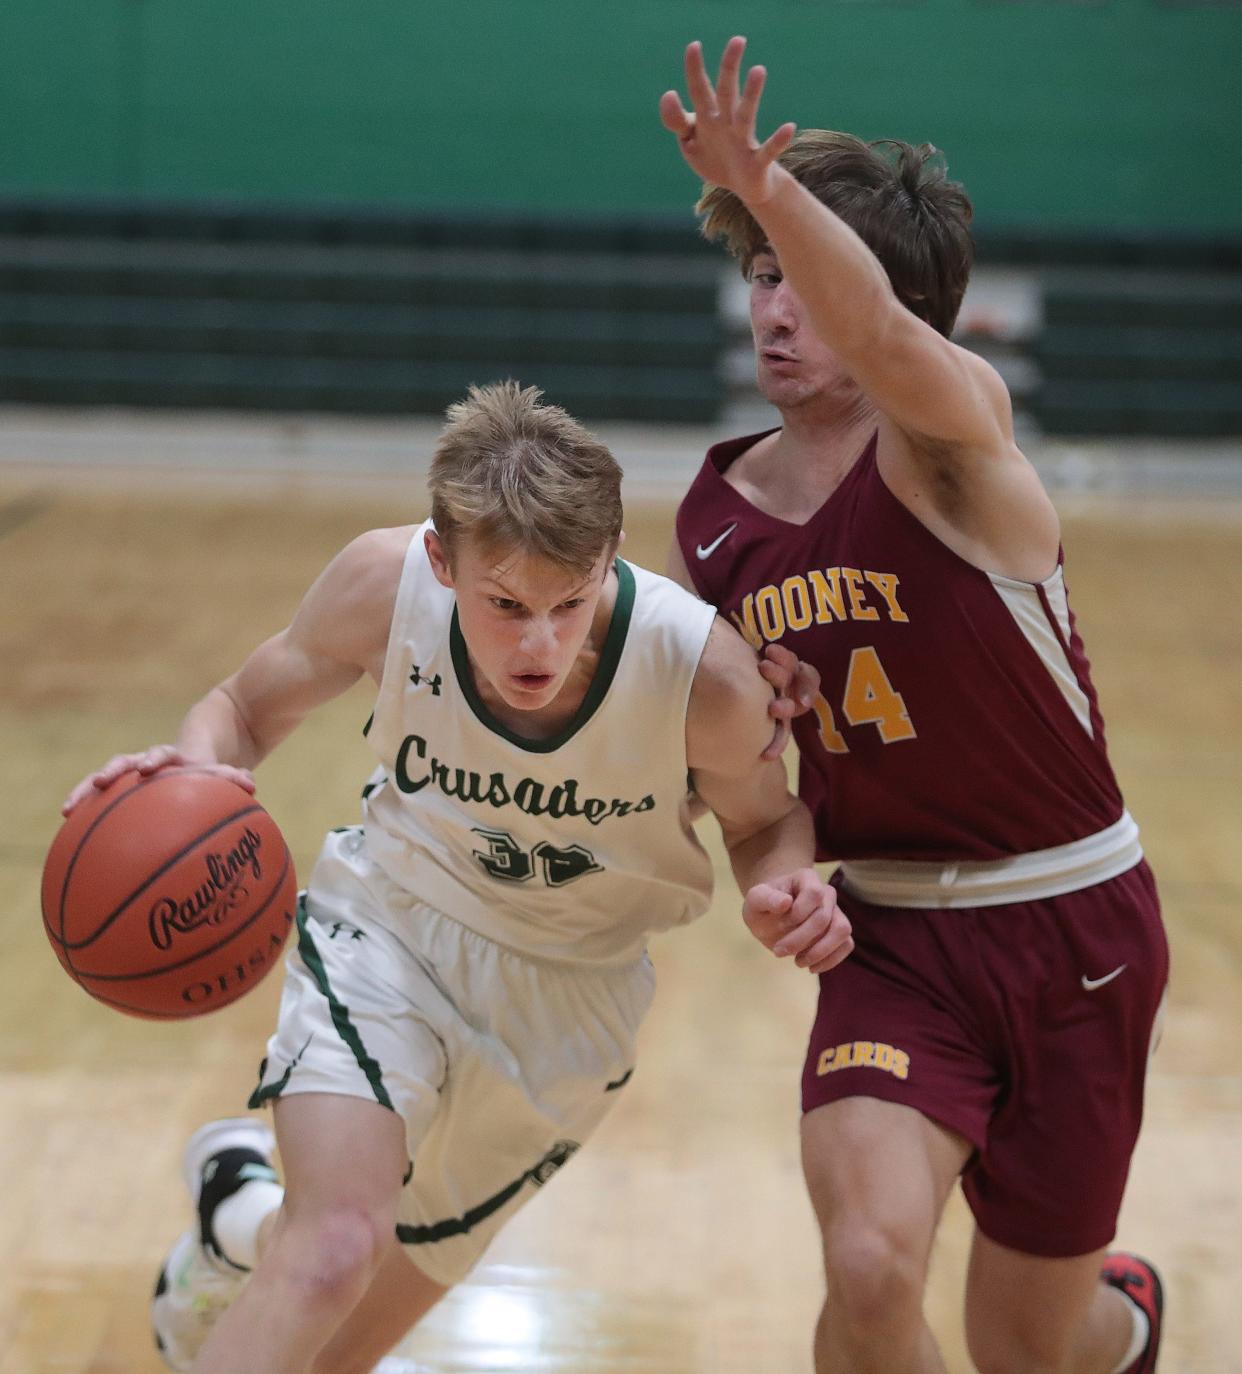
[54, 800, 267, 953]
[395, 1142, 567, 1245]
[44, 766, 250, 948]
[43, 763, 230, 945]
[77, 847, 292, 982]
[54, 799, 266, 953]
[295, 902, 394, 1112]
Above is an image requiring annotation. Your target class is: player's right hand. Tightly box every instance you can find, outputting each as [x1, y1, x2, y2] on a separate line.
[60, 747, 256, 816]
[759, 643, 821, 760]
[659, 37, 796, 209]
[743, 869, 854, 975]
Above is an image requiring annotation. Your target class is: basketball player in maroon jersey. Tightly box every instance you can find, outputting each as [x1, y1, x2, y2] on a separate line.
[661, 38, 1168, 1374]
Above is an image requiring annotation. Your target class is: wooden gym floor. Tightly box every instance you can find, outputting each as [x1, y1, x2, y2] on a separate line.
[0, 452, 1239, 1373]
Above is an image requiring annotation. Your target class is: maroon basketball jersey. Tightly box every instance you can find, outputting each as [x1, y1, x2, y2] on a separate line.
[676, 431, 1126, 863]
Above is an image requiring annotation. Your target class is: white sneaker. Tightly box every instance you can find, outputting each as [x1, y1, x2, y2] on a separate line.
[180, 1117, 277, 1207]
[151, 1118, 278, 1372]
[151, 1228, 249, 1372]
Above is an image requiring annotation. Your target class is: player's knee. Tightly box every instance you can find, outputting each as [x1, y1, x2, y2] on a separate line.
[821, 1223, 926, 1333]
[273, 1206, 388, 1306]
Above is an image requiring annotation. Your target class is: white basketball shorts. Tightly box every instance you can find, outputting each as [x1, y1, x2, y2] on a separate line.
[249, 826, 656, 1284]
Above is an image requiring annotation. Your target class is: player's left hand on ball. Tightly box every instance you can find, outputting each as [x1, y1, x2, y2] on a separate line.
[759, 644, 821, 760]
[743, 870, 853, 975]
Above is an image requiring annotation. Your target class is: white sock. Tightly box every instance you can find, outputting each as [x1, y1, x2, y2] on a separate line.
[211, 1180, 284, 1270]
[1111, 1290, 1150, 1373]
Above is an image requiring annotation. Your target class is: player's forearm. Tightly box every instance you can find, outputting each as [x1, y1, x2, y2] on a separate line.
[722, 795, 817, 894]
[753, 168, 897, 357]
[175, 684, 266, 770]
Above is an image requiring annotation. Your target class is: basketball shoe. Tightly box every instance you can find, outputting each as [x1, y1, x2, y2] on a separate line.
[1101, 1252, 1163, 1373]
[151, 1118, 279, 1372]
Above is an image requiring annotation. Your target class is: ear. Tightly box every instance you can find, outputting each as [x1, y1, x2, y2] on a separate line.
[424, 530, 455, 590]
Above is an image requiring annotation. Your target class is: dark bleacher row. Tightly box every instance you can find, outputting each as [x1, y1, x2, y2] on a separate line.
[1033, 271, 1242, 437]
[0, 200, 1238, 435]
[0, 201, 724, 422]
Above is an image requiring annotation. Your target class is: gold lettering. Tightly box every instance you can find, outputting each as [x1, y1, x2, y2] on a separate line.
[864, 571, 909, 623]
[781, 575, 813, 632]
[755, 585, 786, 642]
[808, 568, 846, 623]
[816, 1040, 913, 1079]
[730, 597, 763, 651]
[842, 567, 879, 621]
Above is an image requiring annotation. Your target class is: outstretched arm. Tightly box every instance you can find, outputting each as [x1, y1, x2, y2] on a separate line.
[62, 528, 404, 813]
[687, 620, 852, 975]
[661, 38, 1059, 575]
[660, 37, 1000, 451]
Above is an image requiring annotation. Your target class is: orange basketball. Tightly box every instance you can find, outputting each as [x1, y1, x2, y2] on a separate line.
[42, 769, 297, 1019]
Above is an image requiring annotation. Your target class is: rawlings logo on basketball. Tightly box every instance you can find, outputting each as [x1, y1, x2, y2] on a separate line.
[147, 827, 265, 950]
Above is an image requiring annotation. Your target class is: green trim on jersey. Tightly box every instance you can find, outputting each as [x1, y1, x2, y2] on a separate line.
[396, 1139, 579, 1245]
[448, 558, 636, 754]
[293, 898, 395, 1112]
[247, 1056, 293, 1109]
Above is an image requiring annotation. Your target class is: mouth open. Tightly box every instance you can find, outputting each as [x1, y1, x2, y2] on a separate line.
[511, 672, 555, 693]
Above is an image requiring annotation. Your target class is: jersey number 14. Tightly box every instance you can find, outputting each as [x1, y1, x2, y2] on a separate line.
[812, 646, 916, 753]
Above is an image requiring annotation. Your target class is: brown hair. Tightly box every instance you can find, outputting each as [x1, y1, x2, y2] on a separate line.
[429, 381, 623, 574]
[699, 130, 975, 337]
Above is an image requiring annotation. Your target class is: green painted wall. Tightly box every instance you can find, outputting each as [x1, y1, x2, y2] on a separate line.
[1, 0, 1237, 232]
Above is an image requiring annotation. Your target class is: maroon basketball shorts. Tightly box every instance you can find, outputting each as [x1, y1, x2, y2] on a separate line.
[802, 860, 1168, 1258]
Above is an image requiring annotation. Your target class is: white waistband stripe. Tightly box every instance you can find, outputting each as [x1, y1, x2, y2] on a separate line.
[838, 812, 1142, 909]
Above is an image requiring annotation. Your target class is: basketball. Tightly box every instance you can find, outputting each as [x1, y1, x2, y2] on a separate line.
[42, 769, 298, 1020]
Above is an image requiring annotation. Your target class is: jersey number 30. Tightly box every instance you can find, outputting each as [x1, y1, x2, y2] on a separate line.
[471, 827, 603, 887]
[812, 646, 916, 753]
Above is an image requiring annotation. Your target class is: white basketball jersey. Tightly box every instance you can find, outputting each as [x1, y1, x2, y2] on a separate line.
[360, 524, 717, 965]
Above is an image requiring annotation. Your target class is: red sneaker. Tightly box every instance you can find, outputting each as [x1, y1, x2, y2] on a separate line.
[1101, 1253, 1163, 1373]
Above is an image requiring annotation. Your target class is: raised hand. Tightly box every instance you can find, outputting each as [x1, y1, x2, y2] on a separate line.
[61, 746, 256, 816]
[659, 36, 796, 206]
[743, 869, 854, 976]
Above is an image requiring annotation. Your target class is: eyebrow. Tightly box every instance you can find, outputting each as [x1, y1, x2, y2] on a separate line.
[483, 573, 594, 604]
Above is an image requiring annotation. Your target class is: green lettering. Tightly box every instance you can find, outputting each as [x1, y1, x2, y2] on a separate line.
[394, 735, 430, 793]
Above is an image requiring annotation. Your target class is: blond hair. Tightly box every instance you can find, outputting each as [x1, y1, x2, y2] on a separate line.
[429, 381, 623, 574]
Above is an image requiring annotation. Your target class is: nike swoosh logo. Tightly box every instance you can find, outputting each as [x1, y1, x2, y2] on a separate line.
[696, 523, 737, 560]
[1081, 964, 1127, 992]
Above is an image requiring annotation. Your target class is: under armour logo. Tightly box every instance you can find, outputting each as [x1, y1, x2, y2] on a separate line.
[409, 665, 442, 695]
[328, 922, 366, 942]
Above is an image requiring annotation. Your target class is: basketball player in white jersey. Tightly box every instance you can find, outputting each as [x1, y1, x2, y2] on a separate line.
[64, 381, 854, 1374]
